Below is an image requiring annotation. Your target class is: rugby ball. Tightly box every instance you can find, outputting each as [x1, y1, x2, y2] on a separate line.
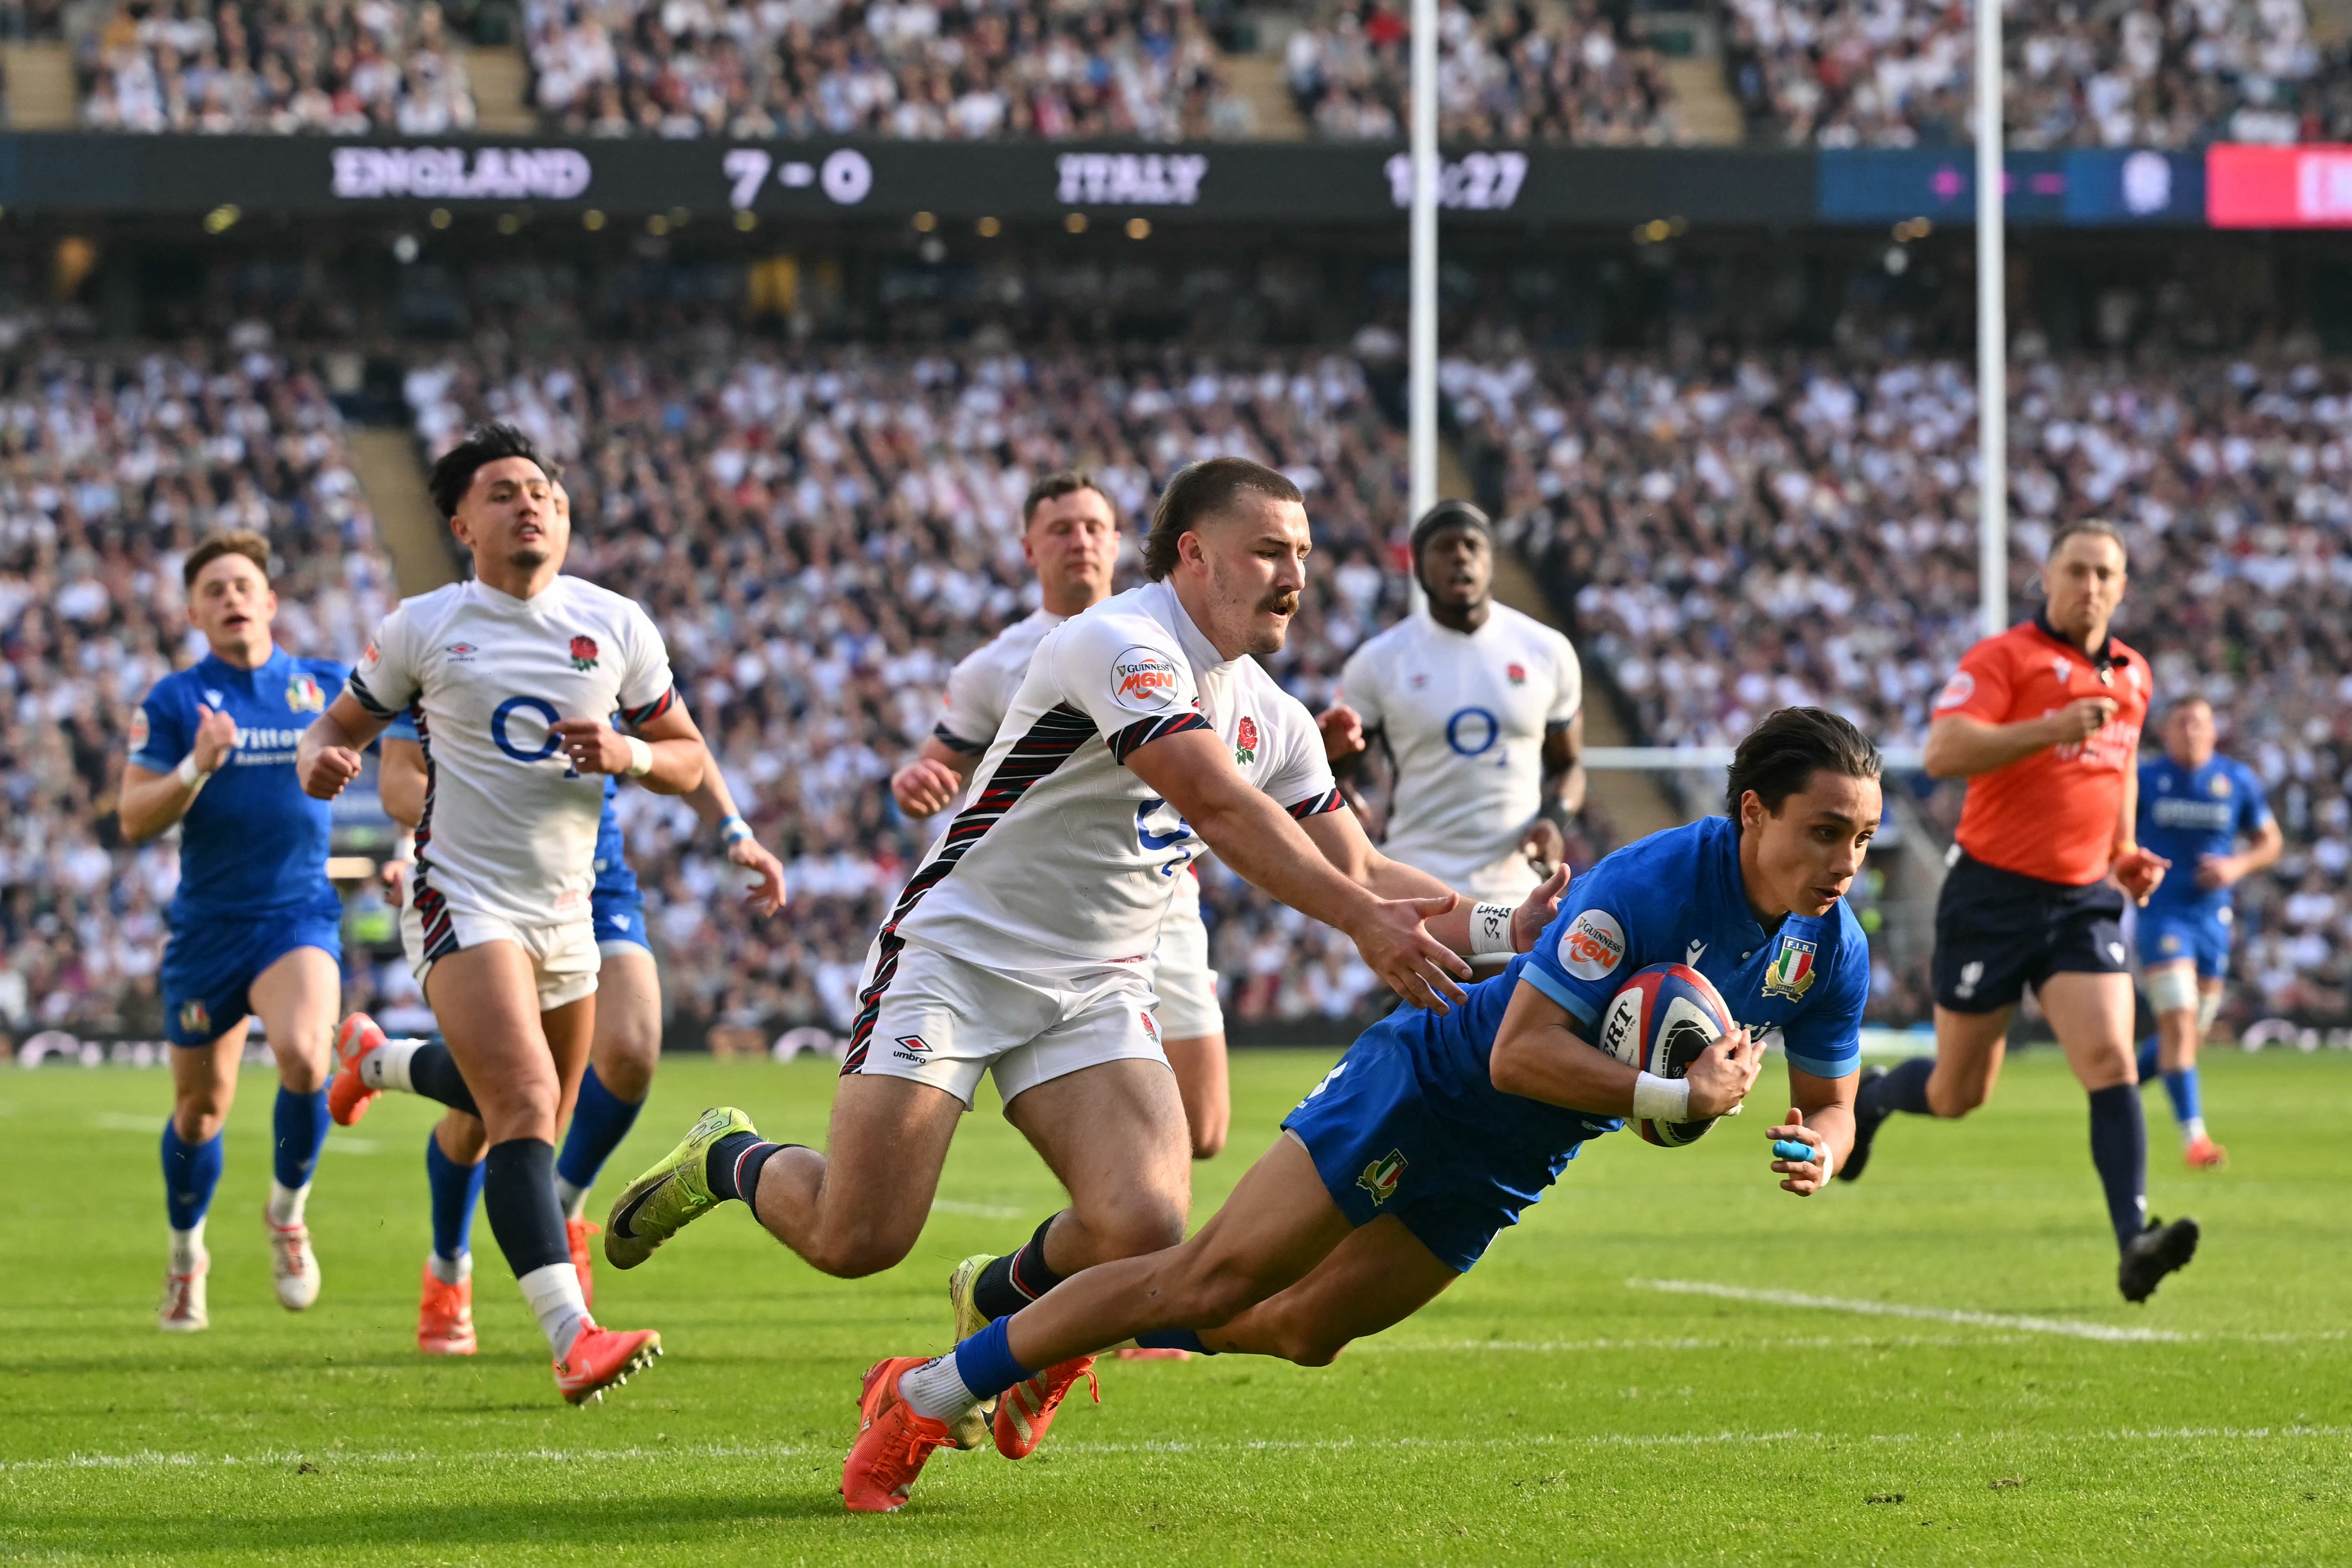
[1595, 962, 1740, 1148]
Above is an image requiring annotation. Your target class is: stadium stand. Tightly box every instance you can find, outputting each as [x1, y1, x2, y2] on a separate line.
[75, 0, 477, 134]
[521, 0, 1253, 139]
[1446, 346, 2352, 1026]
[1724, 0, 2327, 148]
[0, 324, 396, 1041]
[1281, 0, 1678, 142]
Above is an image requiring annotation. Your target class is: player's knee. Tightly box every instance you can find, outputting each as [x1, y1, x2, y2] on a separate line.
[593, 1024, 660, 1100]
[1270, 1328, 1351, 1368]
[173, 1101, 228, 1144]
[1189, 1126, 1228, 1161]
[1929, 1077, 1988, 1117]
[1093, 1200, 1188, 1259]
[800, 1222, 917, 1280]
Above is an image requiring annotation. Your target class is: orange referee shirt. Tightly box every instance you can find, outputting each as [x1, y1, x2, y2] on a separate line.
[1930, 614, 2149, 887]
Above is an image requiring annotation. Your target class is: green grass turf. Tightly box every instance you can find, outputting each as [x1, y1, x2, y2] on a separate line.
[2, 1048, 2348, 1565]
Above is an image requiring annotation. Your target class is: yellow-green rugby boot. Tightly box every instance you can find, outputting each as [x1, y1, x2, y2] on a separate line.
[604, 1106, 759, 1270]
[945, 1254, 1001, 1451]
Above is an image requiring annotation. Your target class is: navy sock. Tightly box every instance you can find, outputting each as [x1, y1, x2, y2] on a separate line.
[407, 1043, 480, 1118]
[272, 1086, 331, 1191]
[2163, 1066, 2201, 1128]
[2135, 1036, 2161, 1084]
[480, 1138, 570, 1277]
[950, 1316, 1035, 1403]
[1865, 1055, 1936, 1120]
[2086, 1083, 2149, 1250]
[161, 1122, 224, 1231]
[705, 1132, 793, 1204]
[1134, 1329, 1217, 1355]
[974, 1217, 1064, 1321]
[426, 1133, 486, 1262]
[556, 1065, 643, 1195]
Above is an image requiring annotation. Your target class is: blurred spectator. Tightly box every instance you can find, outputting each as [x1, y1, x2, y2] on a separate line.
[79, 0, 475, 135]
[524, 0, 1251, 140]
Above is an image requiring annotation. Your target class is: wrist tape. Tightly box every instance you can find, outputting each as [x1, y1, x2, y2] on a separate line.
[1468, 900, 1518, 959]
[1631, 1071, 1691, 1124]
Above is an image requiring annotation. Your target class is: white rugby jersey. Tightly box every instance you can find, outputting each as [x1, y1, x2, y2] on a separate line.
[346, 576, 675, 937]
[934, 608, 1065, 755]
[887, 580, 1339, 972]
[1337, 603, 1581, 893]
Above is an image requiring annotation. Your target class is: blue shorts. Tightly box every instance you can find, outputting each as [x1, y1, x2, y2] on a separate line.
[1282, 1034, 1580, 1274]
[161, 906, 344, 1047]
[592, 886, 652, 957]
[2139, 907, 2232, 979]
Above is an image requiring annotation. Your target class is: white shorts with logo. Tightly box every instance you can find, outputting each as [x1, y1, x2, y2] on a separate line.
[847, 935, 1167, 1108]
[402, 899, 600, 1012]
[1151, 900, 1224, 1040]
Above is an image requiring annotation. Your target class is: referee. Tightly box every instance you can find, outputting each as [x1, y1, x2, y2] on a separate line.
[1841, 521, 2199, 1303]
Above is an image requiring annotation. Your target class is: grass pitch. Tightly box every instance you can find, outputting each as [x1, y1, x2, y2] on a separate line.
[2, 1046, 2348, 1565]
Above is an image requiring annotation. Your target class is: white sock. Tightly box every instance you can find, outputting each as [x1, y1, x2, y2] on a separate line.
[898, 1354, 982, 1422]
[427, 1249, 471, 1285]
[266, 1179, 310, 1228]
[360, 1037, 424, 1093]
[554, 1176, 590, 1221]
[169, 1221, 207, 1274]
[518, 1262, 591, 1359]
[2182, 1116, 2208, 1145]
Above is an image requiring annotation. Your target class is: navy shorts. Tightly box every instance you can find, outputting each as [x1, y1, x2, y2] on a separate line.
[592, 886, 652, 957]
[161, 906, 344, 1047]
[2138, 907, 2232, 980]
[1283, 1035, 1575, 1274]
[1932, 851, 2128, 1014]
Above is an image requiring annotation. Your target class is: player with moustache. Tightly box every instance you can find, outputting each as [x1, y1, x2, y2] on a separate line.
[604, 458, 1565, 1451]
[2130, 695, 2280, 1169]
[838, 707, 1879, 1512]
[892, 472, 1238, 1165]
[297, 424, 713, 1403]
[121, 531, 350, 1330]
[350, 479, 786, 1357]
[1319, 500, 1586, 913]
[1841, 520, 2195, 1303]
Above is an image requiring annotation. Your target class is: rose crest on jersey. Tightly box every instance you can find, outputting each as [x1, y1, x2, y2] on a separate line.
[1234, 715, 1259, 766]
[569, 635, 600, 671]
[1507, 661, 1527, 685]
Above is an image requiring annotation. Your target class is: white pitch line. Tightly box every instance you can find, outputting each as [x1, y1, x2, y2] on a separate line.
[1630, 1278, 2189, 1342]
[9, 1426, 2349, 1475]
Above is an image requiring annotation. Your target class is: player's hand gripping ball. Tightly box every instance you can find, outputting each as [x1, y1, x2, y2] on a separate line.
[1596, 962, 1740, 1147]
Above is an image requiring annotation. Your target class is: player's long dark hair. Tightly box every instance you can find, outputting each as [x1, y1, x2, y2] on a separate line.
[1725, 707, 1883, 819]
[427, 423, 550, 521]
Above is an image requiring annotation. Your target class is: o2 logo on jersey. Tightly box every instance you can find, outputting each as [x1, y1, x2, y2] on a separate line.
[1446, 705, 1501, 758]
[1557, 907, 1626, 981]
[1136, 797, 1197, 874]
[1110, 647, 1183, 713]
[491, 695, 573, 774]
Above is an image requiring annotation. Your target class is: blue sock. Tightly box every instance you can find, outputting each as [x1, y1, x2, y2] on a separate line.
[1134, 1329, 1217, 1355]
[2163, 1066, 2201, 1128]
[161, 1123, 224, 1233]
[951, 1315, 1036, 1403]
[426, 1134, 486, 1263]
[556, 1065, 644, 1197]
[2135, 1037, 2160, 1084]
[272, 1087, 331, 1191]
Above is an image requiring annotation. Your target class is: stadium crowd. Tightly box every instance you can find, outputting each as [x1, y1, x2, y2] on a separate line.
[77, 0, 477, 134]
[1282, 0, 1676, 142]
[1445, 343, 2352, 1025]
[523, 0, 1251, 139]
[0, 326, 397, 1043]
[1724, 0, 2329, 149]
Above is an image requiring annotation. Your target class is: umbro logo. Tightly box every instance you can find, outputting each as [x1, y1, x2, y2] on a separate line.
[891, 1033, 933, 1065]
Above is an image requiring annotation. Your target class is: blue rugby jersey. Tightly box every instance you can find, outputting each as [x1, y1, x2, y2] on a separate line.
[129, 647, 346, 923]
[2138, 754, 2272, 919]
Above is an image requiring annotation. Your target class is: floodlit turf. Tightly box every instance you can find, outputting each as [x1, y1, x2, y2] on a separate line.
[2, 1047, 2348, 1565]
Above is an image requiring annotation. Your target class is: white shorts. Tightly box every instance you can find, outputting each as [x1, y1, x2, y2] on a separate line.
[845, 935, 1166, 1108]
[1152, 900, 1224, 1040]
[402, 898, 600, 1012]
[1457, 847, 1545, 901]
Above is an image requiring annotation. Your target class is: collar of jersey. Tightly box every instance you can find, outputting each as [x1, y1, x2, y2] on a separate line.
[467, 575, 562, 613]
[2030, 609, 2126, 672]
[1147, 580, 1239, 677]
[1706, 814, 1805, 948]
[199, 644, 284, 685]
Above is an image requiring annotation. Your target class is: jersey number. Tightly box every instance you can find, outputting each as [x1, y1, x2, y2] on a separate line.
[491, 695, 580, 778]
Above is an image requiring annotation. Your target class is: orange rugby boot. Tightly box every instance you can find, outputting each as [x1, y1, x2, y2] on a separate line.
[2183, 1135, 2229, 1169]
[993, 1354, 1099, 1459]
[566, 1216, 599, 1310]
[417, 1261, 476, 1356]
[327, 1013, 385, 1127]
[554, 1323, 661, 1405]
[842, 1357, 955, 1514]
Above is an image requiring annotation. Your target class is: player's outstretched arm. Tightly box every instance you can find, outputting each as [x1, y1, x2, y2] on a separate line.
[1128, 726, 1470, 1012]
[889, 736, 979, 819]
[297, 693, 388, 800]
[553, 702, 705, 796]
[1767, 1065, 1859, 1197]
[1300, 807, 1569, 959]
[1488, 979, 1760, 1119]
[680, 745, 787, 915]
[1922, 701, 2113, 780]
[117, 702, 239, 842]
